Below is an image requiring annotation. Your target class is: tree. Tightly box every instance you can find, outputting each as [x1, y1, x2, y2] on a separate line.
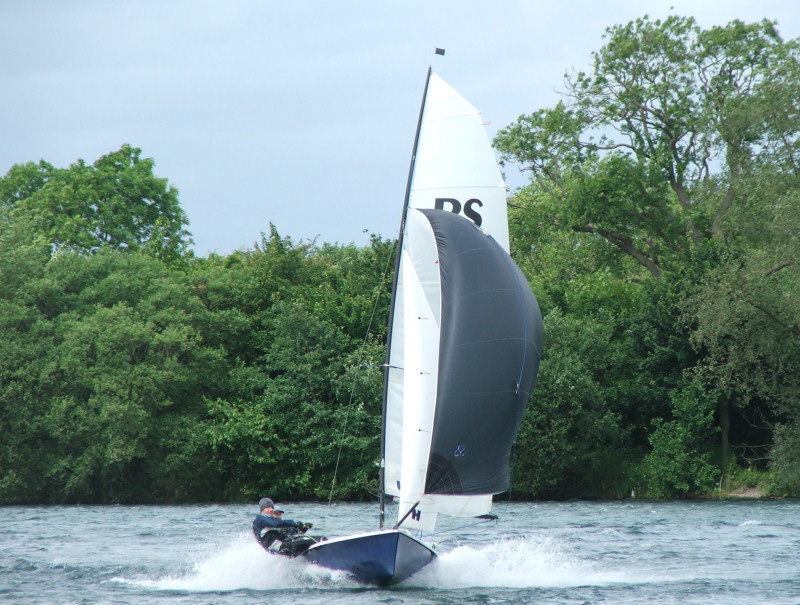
[0, 249, 228, 503]
[201, 231, 394, 501]
[495, 16, 799, 277]
[0, 145, 191, 260]
[641, 380, 719, 498]
[687, 173, 800, 477]
[496, 15, 800, 491]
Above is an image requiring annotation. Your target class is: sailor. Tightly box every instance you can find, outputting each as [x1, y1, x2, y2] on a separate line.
[252, 497, 312, 542]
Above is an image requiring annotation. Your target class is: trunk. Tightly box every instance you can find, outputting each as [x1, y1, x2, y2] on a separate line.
[719, 399, 731, 490]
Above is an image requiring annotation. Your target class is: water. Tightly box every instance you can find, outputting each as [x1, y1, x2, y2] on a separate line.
[2, 500, 799, 604]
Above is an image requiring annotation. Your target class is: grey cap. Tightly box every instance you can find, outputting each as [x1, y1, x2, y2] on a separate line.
[258, 497, 274, 511]
[273, 505, 284, 513]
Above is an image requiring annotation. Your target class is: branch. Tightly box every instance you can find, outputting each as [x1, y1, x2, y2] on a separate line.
[764, 260, 792, 276]
[711, 185, 736, 236]
[745, 297, 800, 338]
[573, 223, 662, 277]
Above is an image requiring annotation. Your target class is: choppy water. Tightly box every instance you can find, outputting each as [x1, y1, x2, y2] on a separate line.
[1, 500, 799, 604]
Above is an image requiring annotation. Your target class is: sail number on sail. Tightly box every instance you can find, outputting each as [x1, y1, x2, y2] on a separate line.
[434, 197, 484, 227]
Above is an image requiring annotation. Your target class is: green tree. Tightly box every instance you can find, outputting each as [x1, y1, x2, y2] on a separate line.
[1, 145, 191, 260]
[0, 250, 228, 503]
[641, 381, 719, 498]
[496, 16, 798, 276]
[513, 309, 631, 499]
[771, 420, 800, 495]
[497, 15, 800, 491]
[201, 231, 394, 502]
[0, 145, 401, 503]
[687, 174, 800, 477]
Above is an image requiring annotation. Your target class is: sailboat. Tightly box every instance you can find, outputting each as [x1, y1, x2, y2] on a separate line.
[298, 68, 543, 585]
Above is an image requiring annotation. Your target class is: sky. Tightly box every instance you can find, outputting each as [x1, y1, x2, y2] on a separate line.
[2, 1, 799, 257]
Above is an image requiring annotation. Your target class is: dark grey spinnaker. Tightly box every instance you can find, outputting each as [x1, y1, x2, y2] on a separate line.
[421, 208, 542, 497]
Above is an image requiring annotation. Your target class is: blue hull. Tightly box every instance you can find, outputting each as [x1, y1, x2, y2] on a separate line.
[302, 529, 436, 586]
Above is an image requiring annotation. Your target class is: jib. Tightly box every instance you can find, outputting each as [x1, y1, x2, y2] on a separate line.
[435, 197, 483, 227]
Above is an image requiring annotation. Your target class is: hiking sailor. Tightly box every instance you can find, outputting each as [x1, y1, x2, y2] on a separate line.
[252, 497, 312, 550]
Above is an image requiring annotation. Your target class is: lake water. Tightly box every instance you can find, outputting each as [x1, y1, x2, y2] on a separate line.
[2, 500, 799, 604]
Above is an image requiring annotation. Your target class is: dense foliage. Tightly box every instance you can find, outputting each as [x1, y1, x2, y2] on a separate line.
[2, 16, 800, 504]
[496, 15, 800, 498]
[0, 147, 394, 504]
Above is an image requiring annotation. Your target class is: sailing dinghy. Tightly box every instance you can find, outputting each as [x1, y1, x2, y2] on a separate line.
[297, 69, 542, 586]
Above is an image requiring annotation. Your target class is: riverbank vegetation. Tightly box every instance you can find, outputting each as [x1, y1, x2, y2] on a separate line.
[2, 15, 799, 504]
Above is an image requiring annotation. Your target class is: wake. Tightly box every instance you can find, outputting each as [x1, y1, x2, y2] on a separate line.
[119, 533, 358, 592]
[409, 535, 633, 588]
[121, 533, 666, 592]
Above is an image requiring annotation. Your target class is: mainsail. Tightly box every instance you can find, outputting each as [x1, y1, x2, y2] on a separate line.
[382, 70, 542, 533]
[406, 72, 510, 252]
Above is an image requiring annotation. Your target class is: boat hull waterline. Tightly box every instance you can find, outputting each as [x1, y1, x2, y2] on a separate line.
[302, 529, 436, 586]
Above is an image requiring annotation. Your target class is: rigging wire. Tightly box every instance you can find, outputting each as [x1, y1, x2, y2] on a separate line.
[326, 238, 398, 506]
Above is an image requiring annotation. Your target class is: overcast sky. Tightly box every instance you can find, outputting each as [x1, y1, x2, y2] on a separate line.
[3, 1, 799, 256]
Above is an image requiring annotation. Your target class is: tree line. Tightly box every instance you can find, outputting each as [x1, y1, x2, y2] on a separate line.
[2, 15, 799, 504]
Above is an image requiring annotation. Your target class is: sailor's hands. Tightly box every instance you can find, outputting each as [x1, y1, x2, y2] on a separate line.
[296, 521, 313, 533]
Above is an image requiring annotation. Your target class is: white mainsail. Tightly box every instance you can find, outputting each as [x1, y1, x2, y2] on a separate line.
[407, 72, 509, 251]
[383, 71, 513, 533]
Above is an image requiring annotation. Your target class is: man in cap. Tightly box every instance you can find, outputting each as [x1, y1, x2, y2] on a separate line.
[252, 497, 312, 547]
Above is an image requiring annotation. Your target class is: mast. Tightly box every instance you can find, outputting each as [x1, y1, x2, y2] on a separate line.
[379, 67, 433, 530]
